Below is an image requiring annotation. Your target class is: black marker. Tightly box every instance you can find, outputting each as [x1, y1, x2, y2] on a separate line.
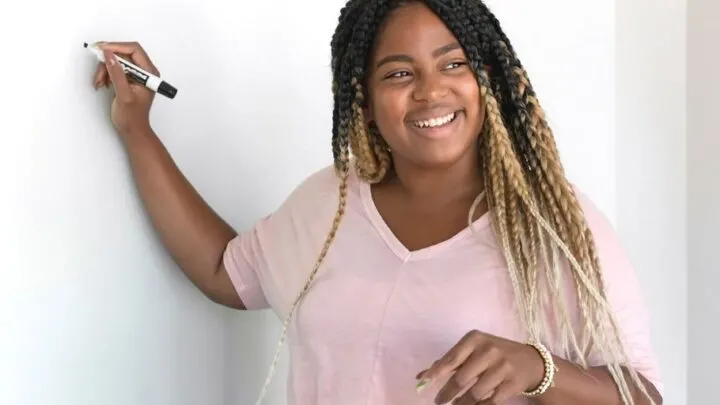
[84, 42, 177, 99]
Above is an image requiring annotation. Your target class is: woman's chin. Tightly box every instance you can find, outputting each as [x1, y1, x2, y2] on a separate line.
[402, 147, 478, 170]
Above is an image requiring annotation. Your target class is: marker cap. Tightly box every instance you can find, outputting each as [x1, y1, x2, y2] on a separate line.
[158, 81, 177, 99]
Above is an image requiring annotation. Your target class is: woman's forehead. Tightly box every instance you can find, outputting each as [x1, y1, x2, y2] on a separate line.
[371, 3, 460, 61]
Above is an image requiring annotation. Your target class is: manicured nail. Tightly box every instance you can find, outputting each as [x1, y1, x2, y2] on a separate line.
[101, 50, 113, 66]
[416, 378, 432, 393]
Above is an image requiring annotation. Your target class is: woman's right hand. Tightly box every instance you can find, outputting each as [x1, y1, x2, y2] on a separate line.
[92, 41, 160, 139]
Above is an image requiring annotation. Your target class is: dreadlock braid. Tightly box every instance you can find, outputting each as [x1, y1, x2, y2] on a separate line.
[252, 1, 656, 404]
[518, 74, 603, 357]
[349, 77, 391, 182]
[444, 3, 653, 403]
[449, 0, 619, 366]
[330, 0, 366, 79]
[502, 64, 590, 358]
[369, 123, 393, 173]
[451, 3, 649, 400]
[253, 63, 353, 405]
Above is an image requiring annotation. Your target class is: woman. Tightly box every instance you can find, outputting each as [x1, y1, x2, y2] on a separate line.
[91, 1, 663, 404]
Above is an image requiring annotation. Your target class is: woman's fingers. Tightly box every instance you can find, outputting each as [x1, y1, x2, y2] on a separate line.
[93, 61, 108, 89]
[96, 41, 159, 76]
[102, 50, 132, 101]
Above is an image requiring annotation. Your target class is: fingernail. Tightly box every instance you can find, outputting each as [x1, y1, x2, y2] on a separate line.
[416, 378, 432, 393]
[102, 50, 114, 66]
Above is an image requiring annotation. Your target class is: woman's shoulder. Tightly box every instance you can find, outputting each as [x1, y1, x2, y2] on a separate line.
[569, 184, 615, 237]
[283, 163, 352, 205]
[271, 163, 362, 219]
[568, 183, 634, 280]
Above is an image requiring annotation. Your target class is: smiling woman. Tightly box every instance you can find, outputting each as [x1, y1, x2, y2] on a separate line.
[90, 0, 663, 404]
[367, 25, 484, 168]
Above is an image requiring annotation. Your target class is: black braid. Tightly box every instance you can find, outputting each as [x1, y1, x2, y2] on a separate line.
[439, 2, 540, 175]
[331, 0, 389, 169]
[331, 0, 364, 165]
[331, 0, 365, 76]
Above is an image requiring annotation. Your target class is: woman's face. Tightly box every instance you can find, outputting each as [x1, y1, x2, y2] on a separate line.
[365, 2, 485, 170]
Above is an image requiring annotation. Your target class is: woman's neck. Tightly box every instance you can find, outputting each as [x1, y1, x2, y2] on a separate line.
[382, 150, 484, 207]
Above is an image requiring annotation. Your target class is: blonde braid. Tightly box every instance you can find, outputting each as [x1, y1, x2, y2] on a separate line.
[525, 75, 607, 357]
[505, 171, 529, 289]
[535, 191, 583, 361]
[252, 104, 353, 405]
[481, 103, 533, 335]
[368, 124, 393, 179]
[350, 78, 391, 183]
[485, 66, 656, 403]
[509, 66, 591, 358]
[519, 199, 542, 338]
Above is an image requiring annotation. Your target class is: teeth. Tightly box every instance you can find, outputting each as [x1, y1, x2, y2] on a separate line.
[413, 112, 456, 128]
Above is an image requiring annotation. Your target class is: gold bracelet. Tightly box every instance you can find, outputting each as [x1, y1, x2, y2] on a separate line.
[521, 341, 557, 397]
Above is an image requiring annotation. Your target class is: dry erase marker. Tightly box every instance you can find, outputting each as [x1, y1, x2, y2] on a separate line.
[84, 42, 177, 99]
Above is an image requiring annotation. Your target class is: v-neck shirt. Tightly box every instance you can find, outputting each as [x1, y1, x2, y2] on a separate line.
[223, 164, 663, 405]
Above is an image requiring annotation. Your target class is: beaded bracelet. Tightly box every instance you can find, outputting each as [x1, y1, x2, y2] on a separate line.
[521, 341, 557, 397]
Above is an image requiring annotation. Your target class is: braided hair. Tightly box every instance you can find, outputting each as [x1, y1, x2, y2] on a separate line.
[253, 1, 655, 404]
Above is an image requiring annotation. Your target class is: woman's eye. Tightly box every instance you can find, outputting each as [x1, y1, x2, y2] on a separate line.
[386, 71, 411, 79]
[445, 61, 467, 69]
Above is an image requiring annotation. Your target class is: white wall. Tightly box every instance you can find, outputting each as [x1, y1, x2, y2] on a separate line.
[687, 0, 719, 403]
[0, 2, 231, 405]
[0, 1, 340, 404]
[615, 0, 688, 404]
[0, 0, 684, 404]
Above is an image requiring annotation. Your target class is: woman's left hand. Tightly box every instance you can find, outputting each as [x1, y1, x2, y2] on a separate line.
[416, 330, 546, 405]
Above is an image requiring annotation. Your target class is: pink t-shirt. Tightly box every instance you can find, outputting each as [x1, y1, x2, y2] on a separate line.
[223, 165, 662, 405]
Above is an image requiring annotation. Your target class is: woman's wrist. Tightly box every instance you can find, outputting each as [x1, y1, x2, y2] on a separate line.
[119, 124, 156, 149]
[521, 341, 557, 397]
